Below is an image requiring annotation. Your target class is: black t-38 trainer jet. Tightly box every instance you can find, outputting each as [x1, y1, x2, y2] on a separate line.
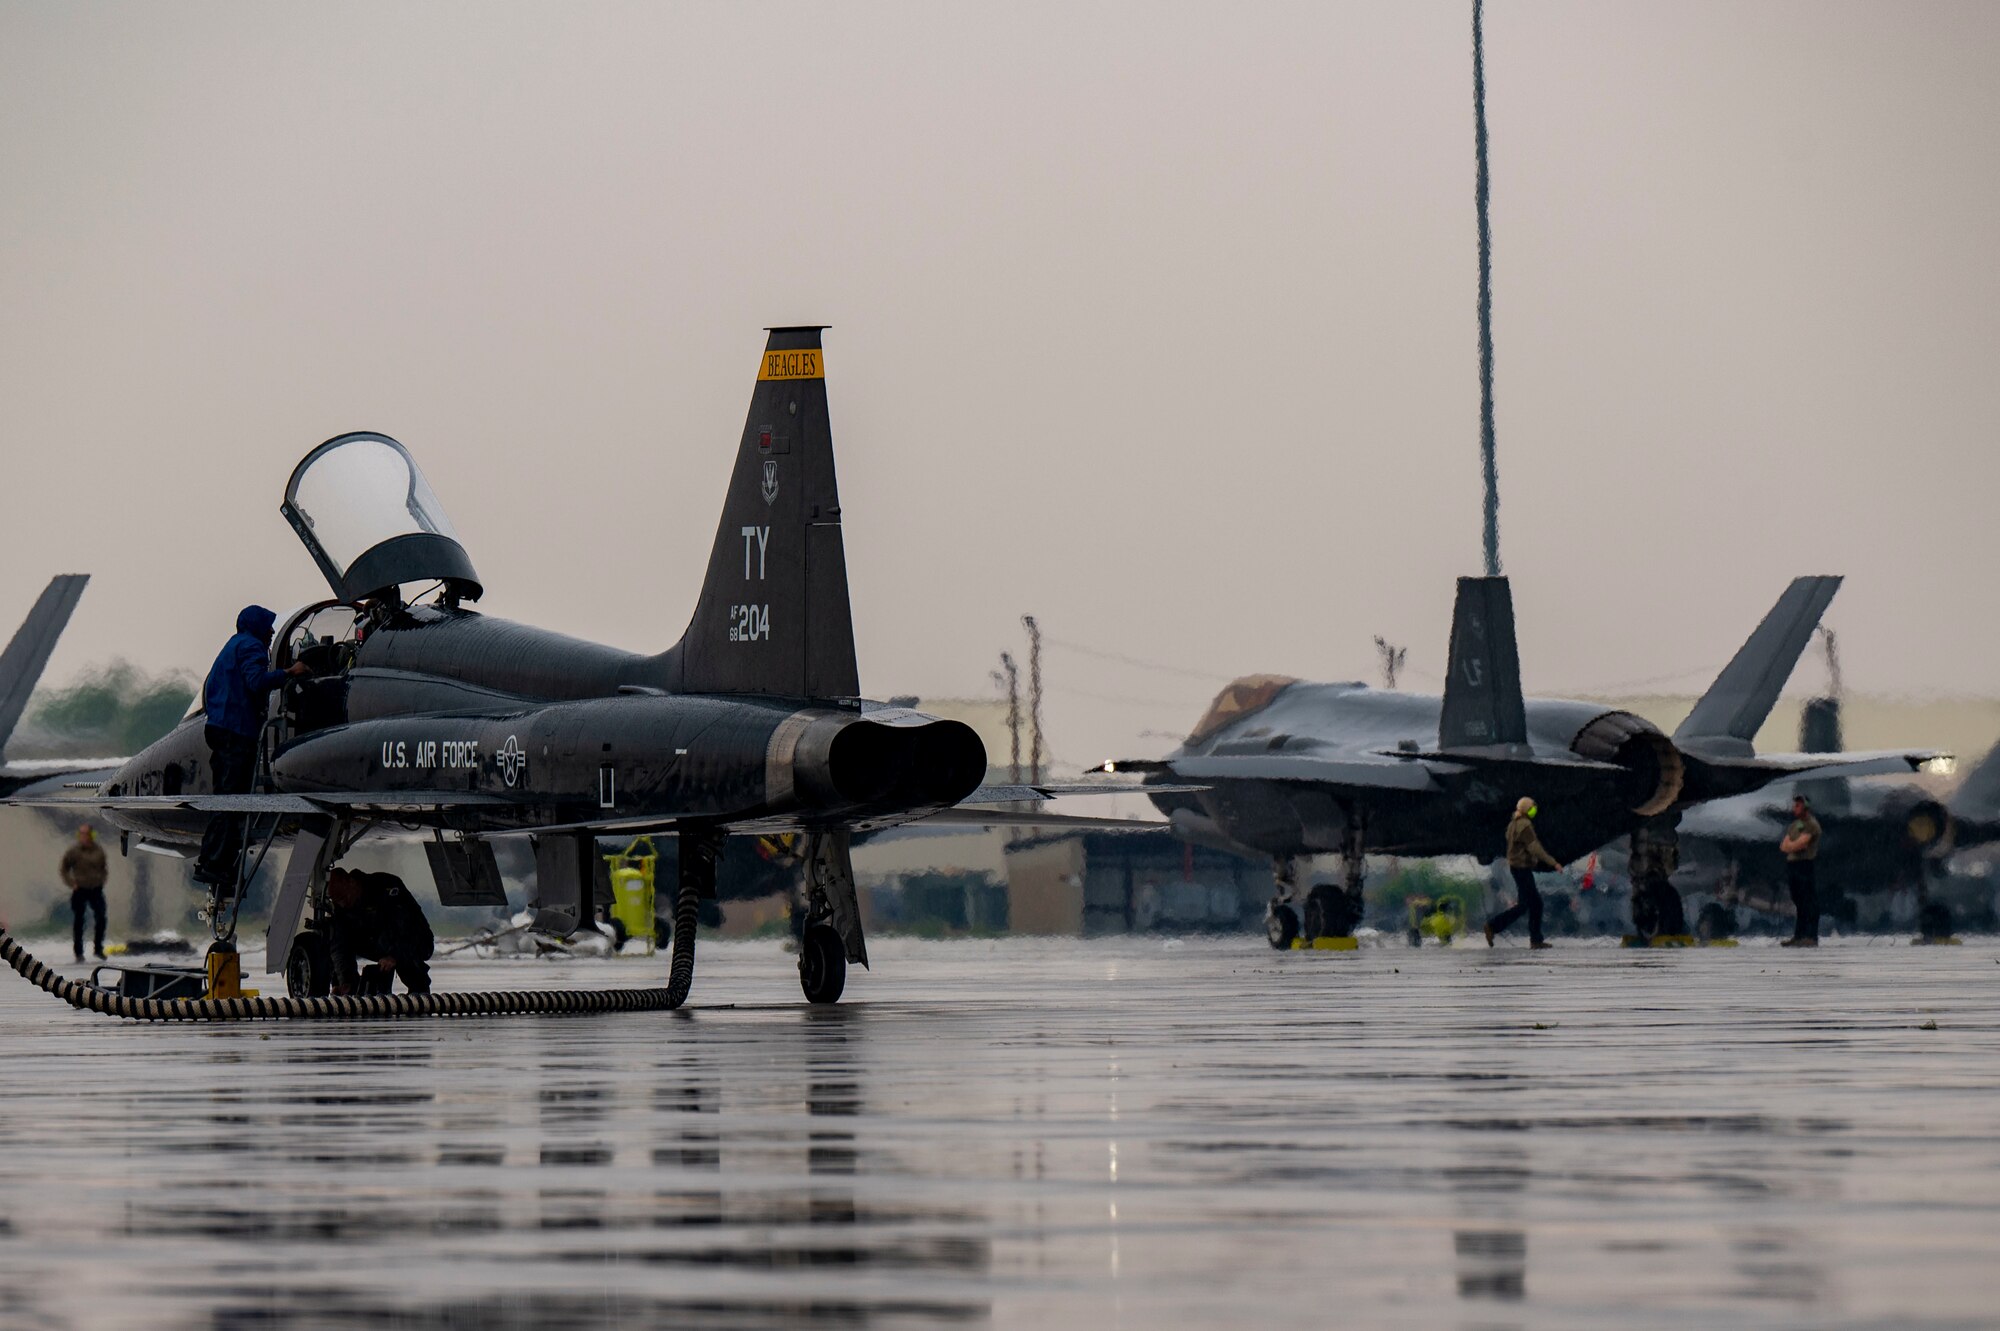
[9, 328, 1158, 1005]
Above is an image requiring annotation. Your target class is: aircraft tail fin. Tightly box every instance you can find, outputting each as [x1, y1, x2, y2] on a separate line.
[1674, 576, 1840, 748]
[1437, 576, 1527, 750]
[657, 329, 860, 701]
[0, 574, 88, 759]
[1948, 741, 2000, 821]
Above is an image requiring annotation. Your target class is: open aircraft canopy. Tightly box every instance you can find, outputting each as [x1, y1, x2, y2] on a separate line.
[281, 432, 482, 603]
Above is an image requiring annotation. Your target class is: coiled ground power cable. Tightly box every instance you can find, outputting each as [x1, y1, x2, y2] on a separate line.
[0, 876, 703, 1022]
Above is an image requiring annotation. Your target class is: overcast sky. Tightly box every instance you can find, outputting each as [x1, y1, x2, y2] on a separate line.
[1, 1, 1995, 767]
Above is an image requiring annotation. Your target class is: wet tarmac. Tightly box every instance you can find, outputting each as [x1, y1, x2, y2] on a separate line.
[0, 934, 1996, 1330]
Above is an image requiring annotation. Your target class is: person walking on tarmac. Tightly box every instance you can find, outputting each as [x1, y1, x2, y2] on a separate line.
[192, 606, 308, 888]
[1486, 796, 1562, 948]
[1780, 793, 1823, 947]
[326, 867, 435, 995]
[60, 823, 109, 963]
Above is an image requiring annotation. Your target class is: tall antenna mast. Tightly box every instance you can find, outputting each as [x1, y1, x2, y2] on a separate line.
[1473, 0, 1502, 576]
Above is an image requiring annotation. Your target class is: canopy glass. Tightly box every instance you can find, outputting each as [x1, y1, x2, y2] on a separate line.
[281, 433, 482, 603]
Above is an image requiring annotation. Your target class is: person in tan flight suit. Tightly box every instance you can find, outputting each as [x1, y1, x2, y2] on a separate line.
[60, 823, 109, 964]
[1486, 797, 1561, 949]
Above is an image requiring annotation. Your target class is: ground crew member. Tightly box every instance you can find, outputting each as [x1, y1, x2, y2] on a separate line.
[192, 606, 308, 888]
[326, 867, 435, 995]
[1780, 793, 1822, 947]
[60, 823, 108, 963]
[1486, 796, 1561, 949]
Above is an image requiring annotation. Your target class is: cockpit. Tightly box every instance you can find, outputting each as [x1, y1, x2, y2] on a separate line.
[282, 432, 483, 606]
[1187, 674, 1300, 746]
[270, 433, 484, 742]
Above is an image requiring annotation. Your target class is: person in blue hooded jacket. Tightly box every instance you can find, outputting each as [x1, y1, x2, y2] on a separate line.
[192, 606, 308, 887]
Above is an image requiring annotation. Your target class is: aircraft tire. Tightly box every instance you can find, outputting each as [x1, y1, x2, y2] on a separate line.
[1695, 901, 1735, 942]
[1304, 885, 1357, 940]
[1918, 900, 1953, 941]
[1266, 905, 1299, 950]
[800, 924, 846, 1004]
[285, 932, 333, 999]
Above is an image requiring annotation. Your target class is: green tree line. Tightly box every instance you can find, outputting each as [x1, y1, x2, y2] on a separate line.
[27, 660, 195, 757]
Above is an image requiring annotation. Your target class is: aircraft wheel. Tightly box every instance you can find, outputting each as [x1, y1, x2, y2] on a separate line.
[1918, 900, 1953, 941]
[1304, 885, 1357, 940]
[1695, 901, 1735, 942]
[799, 923, 846, 1004]
[1266, 905, 1298, 950]
[285, 932, 333, 998]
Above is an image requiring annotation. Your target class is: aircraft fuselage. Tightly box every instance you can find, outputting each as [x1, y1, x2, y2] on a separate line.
[99, 603, 985, 846]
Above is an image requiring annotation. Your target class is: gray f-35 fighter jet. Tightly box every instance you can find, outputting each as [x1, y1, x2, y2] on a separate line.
[1113, 576, 1941, 944]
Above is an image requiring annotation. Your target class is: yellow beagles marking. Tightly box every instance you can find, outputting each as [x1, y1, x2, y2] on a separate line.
[758, 348, 824, 381]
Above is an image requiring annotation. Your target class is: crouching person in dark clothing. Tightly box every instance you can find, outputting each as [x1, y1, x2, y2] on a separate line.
[327, 868, 434, 995]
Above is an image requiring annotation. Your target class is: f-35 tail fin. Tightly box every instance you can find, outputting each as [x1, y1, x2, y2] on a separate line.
[1438, 576, 1527, 751]
[0, 575, 88, 760]
[1674, 576, 1840, 750]
[1948, 741, 2000, 822]
[657, 328, 860, 701]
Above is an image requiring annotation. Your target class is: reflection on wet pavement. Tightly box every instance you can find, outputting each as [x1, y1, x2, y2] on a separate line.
[1, 936, 1998, 1328]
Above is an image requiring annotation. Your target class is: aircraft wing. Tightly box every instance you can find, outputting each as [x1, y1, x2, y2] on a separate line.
[1159, 754, 1453, 792]
[2, 791, 513, 815]
[903, 807, 1169, 832]
[955, 781, 1202, 804]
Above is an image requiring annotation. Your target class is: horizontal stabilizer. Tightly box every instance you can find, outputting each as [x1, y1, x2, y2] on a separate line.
[1739, 750, 1944, 779]
[1675, 576, 1840, 748]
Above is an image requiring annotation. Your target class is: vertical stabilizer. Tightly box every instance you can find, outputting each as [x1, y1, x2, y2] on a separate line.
[1948, 741, 2000, 821]
[1438, 576, 1526, 750]
[0, 574, 89, 759]
[659, 329, 860, 701]
[1674, 577, 1840, 748]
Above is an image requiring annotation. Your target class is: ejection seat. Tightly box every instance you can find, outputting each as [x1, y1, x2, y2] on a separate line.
[271, 601, 359, 742]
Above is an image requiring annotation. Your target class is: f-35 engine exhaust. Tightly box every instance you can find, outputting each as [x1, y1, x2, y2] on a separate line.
[1570, 711, 1686, 817]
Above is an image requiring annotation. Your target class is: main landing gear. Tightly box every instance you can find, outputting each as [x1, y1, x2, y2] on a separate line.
[1265, 860, 1300, 949]
[1627, 816, 1689, 942]
[797, 830, 866, 1003]
[1266, 823, 1368, 949]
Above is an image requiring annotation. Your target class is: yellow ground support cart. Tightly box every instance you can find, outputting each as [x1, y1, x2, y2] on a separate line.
[1406, 895, 1464, 947]
[603, 836, 659, 954]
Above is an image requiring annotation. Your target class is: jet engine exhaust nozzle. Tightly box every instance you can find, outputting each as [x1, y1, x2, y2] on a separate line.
[779, 713, 986, 814]
[1571, 711, 1686, 817]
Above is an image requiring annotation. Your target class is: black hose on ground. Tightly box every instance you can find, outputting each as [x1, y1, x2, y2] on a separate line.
[0, 872, 703, 1023]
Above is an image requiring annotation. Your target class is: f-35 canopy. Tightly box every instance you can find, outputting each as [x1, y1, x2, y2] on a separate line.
[281, 432, 483, 604]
